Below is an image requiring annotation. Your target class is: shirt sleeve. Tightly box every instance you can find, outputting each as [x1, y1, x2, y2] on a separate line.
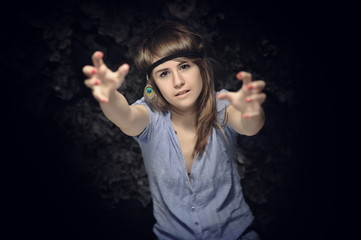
[216, 89, 239, 141]
[216, 89, 231, 124]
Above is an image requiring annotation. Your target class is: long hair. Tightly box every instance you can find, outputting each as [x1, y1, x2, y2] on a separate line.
[134, 21, 220, 158]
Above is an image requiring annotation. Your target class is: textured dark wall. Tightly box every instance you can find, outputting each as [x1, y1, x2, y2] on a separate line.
[4, 0, 334, 239]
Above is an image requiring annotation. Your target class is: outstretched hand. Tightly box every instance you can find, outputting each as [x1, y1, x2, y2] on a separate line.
[217, 71, 266, 118]
[83, 51, 129, 103]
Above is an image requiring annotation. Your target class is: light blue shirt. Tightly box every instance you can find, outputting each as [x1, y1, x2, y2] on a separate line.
[132, 90, 254, 240]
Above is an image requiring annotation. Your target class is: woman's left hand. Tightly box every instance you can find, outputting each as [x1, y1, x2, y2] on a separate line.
[216, 71, 266, 118]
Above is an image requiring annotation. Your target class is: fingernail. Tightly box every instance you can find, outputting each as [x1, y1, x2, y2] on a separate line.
[243, 114, 250, 118]
[94, 80, 100, 85]
[101, 99, 108, 103]
[247, 84, 253, 90]
[236, 72, 243, 79]
[246, 97, 252, 102]
[91, 69, 97, 74]
[97, 52, 102, 58]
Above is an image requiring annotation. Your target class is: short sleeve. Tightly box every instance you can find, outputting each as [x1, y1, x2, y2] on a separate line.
[131, 97, 159, 143]
[216, 89, 239, 140]
[216, 89, 231, 124]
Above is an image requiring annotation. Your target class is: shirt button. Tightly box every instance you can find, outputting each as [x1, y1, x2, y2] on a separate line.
[191, 206, 195, 212]
[194, 222, 199, 226]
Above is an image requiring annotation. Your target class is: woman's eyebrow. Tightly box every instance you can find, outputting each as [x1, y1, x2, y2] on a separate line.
[154, 67, 169, 74]
[154, 61, 188, 74]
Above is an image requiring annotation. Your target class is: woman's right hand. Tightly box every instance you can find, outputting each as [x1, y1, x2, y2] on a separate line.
[83, 51, 129, 103]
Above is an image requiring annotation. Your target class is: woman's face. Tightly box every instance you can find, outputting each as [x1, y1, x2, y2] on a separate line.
[152, 58, 203, 113]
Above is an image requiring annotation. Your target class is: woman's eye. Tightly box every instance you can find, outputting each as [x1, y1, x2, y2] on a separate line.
[160, 71, 169, 78]
[180, 64, 190, 70]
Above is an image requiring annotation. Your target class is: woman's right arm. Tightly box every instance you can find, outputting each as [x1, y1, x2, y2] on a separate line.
[83, 51, 149, 136]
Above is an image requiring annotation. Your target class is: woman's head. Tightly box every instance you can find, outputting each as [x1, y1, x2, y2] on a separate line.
[134, 21, 215, 113]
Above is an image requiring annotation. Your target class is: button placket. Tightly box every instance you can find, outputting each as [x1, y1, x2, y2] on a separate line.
[189, 195, 202, 236]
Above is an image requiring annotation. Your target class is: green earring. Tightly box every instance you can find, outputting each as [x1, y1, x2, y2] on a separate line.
[144, 84, 155, 100]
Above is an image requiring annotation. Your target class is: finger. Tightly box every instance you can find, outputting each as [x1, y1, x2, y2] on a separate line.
[91, 51, 105, 68]
[249, 80, 266, 93]
[245, 93, 267, 104]
[216, 91, 237, 103]
[243, 111, 262, 119]
[116, 63, 130, 79]
[92, 87, 109, 103]
[82, 65, 98, 78]
[84, 78, 101, 88]
[236, 71, 252, 89]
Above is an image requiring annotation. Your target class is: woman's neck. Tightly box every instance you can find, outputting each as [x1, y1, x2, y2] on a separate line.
[171, 109, 197, 131]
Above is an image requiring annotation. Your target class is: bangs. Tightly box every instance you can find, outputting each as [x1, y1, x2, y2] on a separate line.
[147, 34, 196, 62]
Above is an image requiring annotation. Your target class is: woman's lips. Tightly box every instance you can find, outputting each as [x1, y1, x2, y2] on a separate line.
[175, 90, 190, 97]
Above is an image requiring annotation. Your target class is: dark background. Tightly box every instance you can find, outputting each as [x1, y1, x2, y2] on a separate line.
[4, 0, 334, 239]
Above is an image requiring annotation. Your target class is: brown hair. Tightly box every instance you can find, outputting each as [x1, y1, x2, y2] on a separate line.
[134, 21, 221, 158]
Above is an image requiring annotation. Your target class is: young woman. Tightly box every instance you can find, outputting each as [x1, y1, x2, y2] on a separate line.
[83, 21, 266, 240]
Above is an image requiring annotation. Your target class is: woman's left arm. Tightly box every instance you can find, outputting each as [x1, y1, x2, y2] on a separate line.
[216, 71, 266, 136]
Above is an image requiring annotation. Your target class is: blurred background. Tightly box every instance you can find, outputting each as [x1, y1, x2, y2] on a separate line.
[3, 0, 334, 239]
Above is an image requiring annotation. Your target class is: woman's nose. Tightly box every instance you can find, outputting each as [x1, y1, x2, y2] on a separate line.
[173, 71, 185, 88]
